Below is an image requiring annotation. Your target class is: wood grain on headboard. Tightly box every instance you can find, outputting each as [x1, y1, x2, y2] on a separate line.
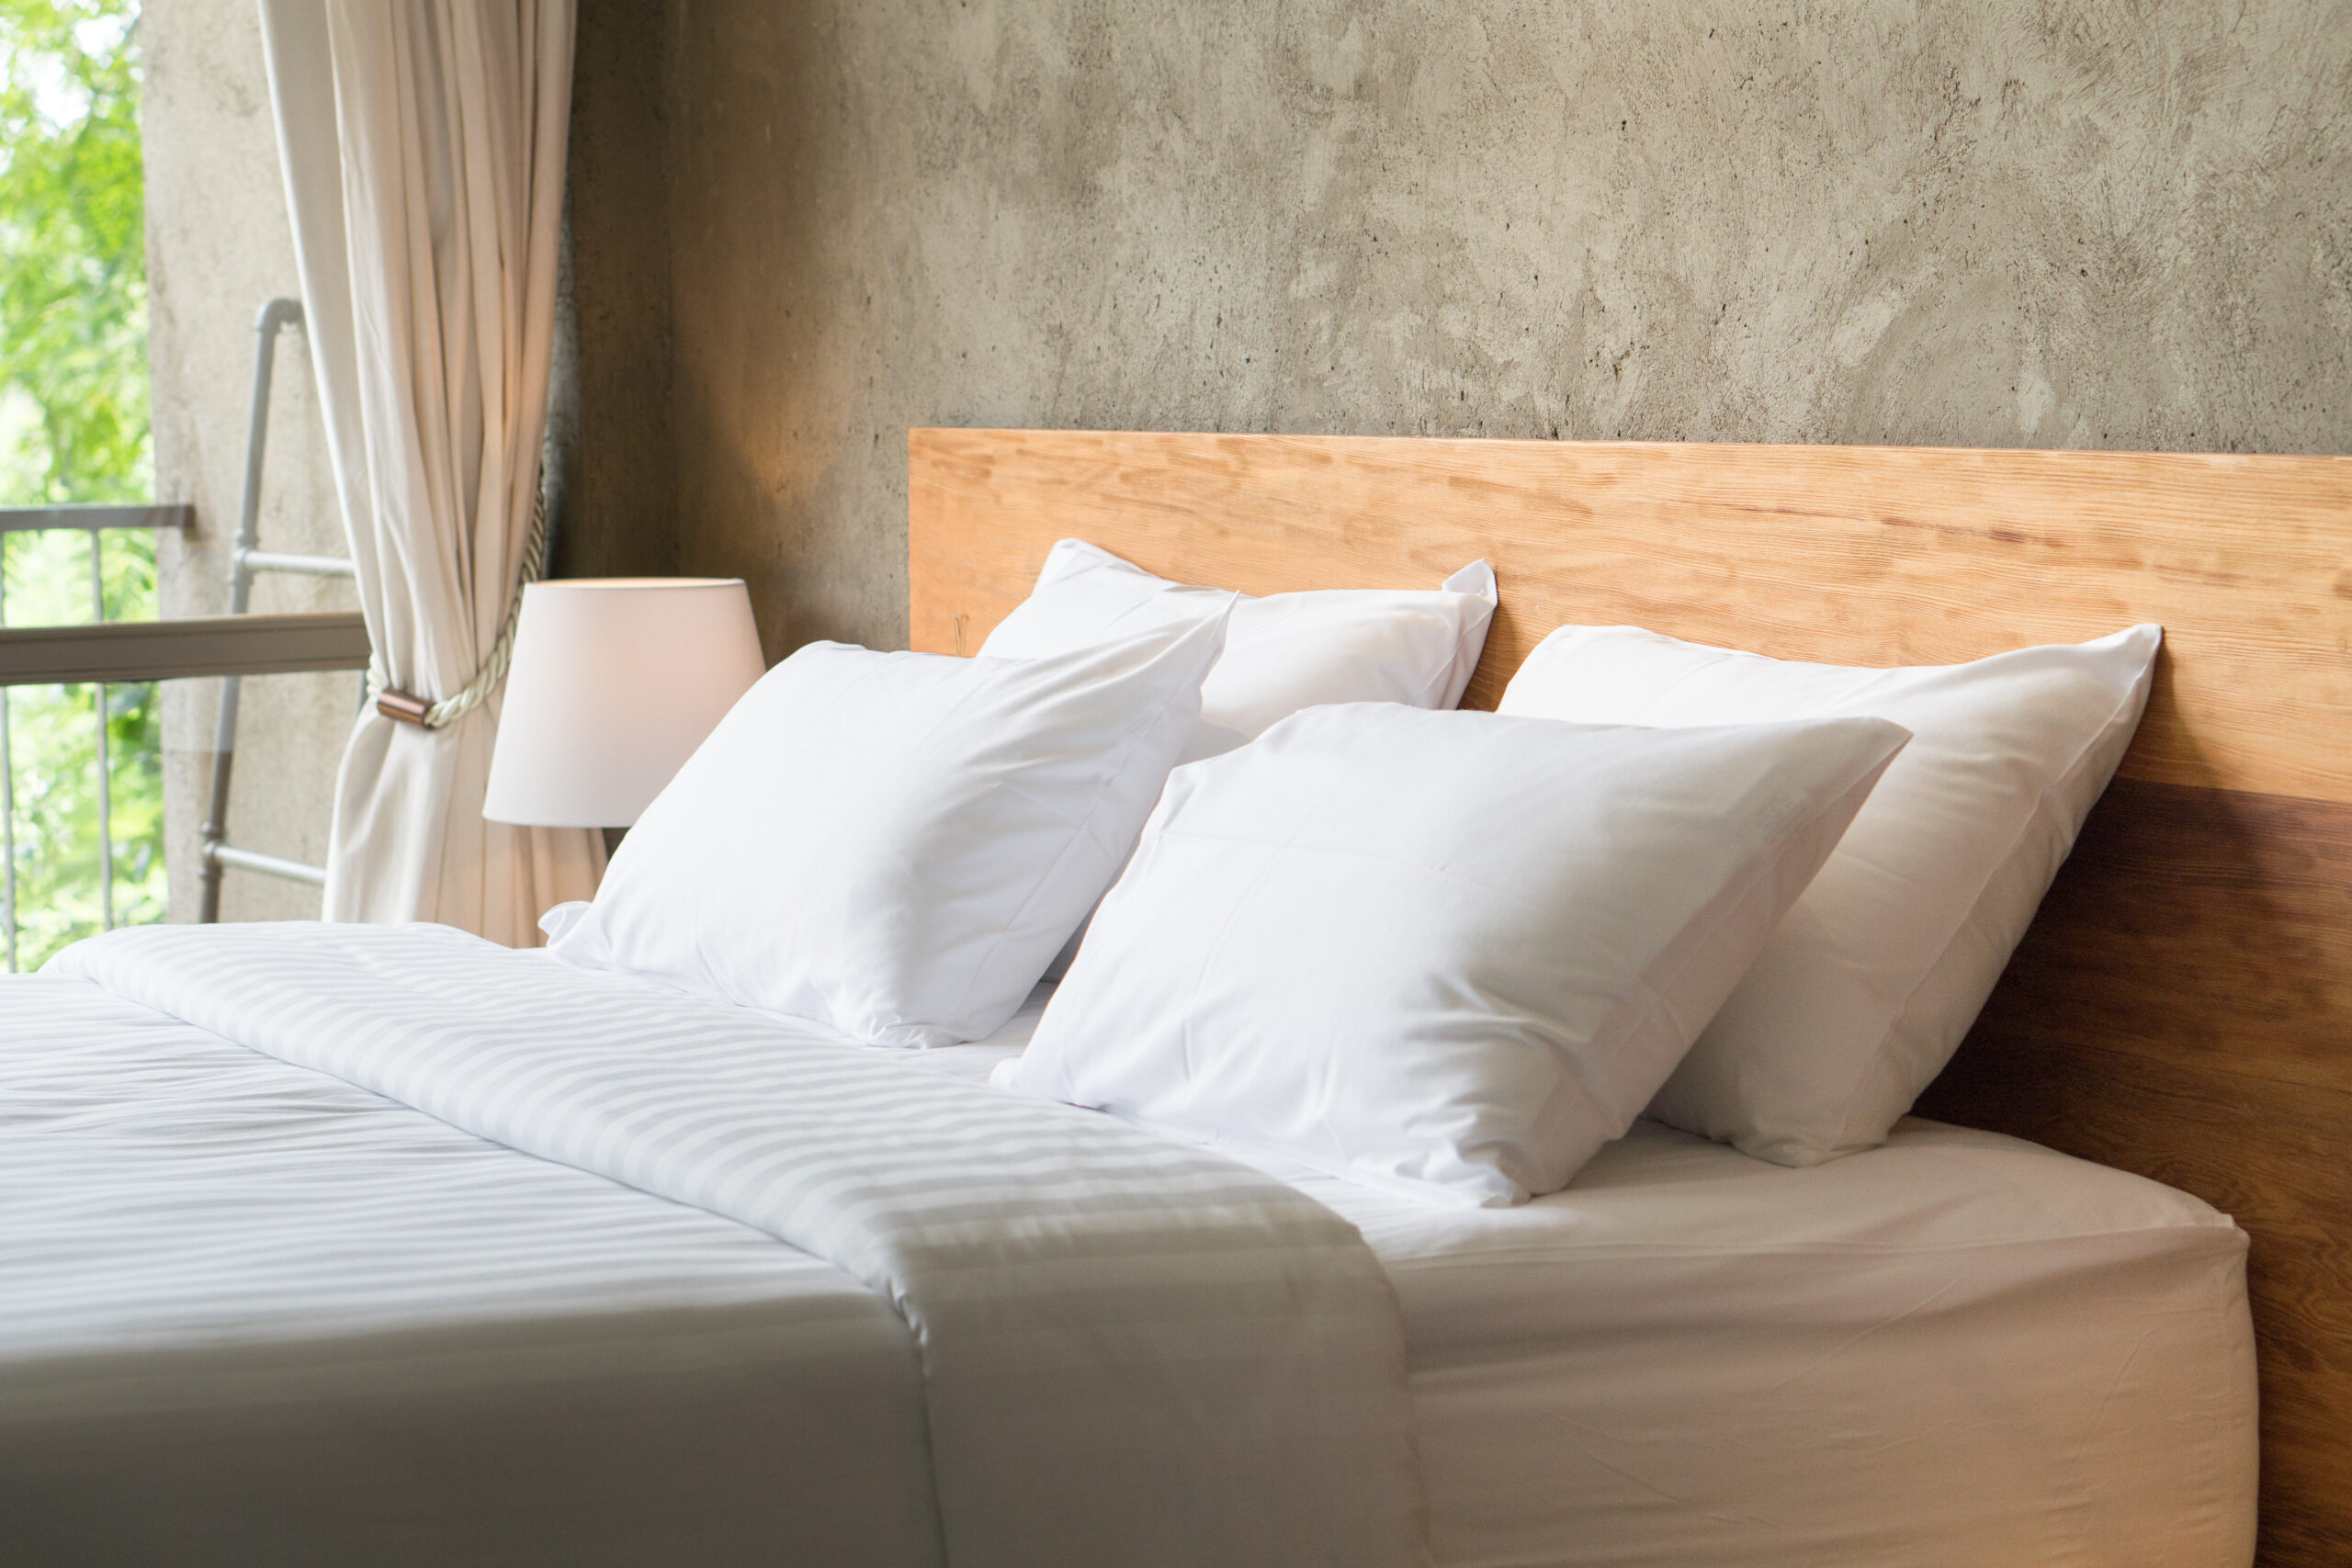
[909, 427, 2352, 1567]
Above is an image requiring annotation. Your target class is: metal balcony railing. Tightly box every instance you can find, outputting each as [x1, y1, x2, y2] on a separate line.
[0, 503, 369, 970]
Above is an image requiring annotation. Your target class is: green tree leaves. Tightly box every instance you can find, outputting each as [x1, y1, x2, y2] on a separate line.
[1, 0, 156, 970]
[0, 0, 146, 502]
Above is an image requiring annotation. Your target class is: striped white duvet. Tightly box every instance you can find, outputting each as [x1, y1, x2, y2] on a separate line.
[19, 921, 1428, 1568]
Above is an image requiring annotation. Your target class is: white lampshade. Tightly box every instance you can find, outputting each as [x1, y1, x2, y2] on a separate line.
[483, 578, 766, 828]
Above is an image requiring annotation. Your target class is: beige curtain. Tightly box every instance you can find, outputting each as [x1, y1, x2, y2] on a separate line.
[258, 0, 602, 944]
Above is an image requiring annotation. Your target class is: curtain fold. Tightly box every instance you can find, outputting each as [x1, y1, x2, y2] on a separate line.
[259, 0, 602, 945]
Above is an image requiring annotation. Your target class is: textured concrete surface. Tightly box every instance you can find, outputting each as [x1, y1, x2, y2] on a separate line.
[564, 0, 2352, 658]
[143, 0, 359, 921]
[141, 1, 2352, 908]
[549, 0, 679, 584]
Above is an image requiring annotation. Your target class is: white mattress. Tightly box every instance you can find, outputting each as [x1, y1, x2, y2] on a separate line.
[1329, 1119, 2254, 1568]
[11, 976, 2256, 1567]
[912, 1038, 2258, 1568]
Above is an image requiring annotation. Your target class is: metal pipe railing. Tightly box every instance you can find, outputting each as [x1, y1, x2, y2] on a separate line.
[87, 533, 111, 931]
[237, 548, 355, 579]
[0, 608, 369, 971]
[0, 613, 371, 686]
[0, 503, 192, 534]
[0, 294, 357, 965]
[208, 842, 326, 888]
[200, 298, 310, 924]
[0, 492, 192, 971]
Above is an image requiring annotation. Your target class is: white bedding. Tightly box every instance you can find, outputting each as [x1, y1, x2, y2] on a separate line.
[21, 924, 1424, 1568]
[8, 929, 2256, 1567]
[1329, 1120, 2256, 1568]
[907, 1047, 2259, 1567]
[3, 977, 942, 1568]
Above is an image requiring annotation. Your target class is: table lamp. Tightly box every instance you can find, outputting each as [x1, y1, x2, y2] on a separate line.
[483, 578, 766, 828]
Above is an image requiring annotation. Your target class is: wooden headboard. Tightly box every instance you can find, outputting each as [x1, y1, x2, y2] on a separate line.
[908, 427, 2352, 1567]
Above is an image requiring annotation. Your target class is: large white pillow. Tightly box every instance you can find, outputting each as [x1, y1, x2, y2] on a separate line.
[997, 703, 1909, 1207]
[546, 609, 1229, 1046]
[1499, 623, 2161, 1167]
[979, 538, 1498, 761]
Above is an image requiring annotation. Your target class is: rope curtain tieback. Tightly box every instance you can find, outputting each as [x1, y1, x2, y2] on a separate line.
[372, 484, 550, 730]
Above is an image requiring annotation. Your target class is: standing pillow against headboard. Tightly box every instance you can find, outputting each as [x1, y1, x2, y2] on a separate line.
[1498, 623, 2161, 1167]
[999, 703, 1909, 1207]
[980, 538, 1498, 761]
[546, 609, 1230, 1046]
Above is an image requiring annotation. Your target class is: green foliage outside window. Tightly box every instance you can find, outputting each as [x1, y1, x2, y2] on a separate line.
[0, 0, 157, 971]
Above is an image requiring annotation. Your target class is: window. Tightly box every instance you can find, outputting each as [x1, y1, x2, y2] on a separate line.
[0, 0, 156, 970]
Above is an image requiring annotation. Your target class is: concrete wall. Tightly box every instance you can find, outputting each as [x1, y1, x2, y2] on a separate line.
[143, 0, 358, 921]
[561, 0, 2352, 660]
[141, 1, 2352, 913]
[549, 0, 678, 584]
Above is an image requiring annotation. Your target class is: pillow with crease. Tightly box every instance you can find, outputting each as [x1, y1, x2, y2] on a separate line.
[998, 702, 1910, 1206]
[1498, 622, 2161, 1167]
[983, 537, 1499, 979]
[546, 608, 1230, 1047]
[979, 537, 1498, 762]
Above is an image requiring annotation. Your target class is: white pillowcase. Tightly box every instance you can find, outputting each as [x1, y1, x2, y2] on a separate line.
[546, 609, 1230, 1046]
[985, 537, 1501, 980]
[1499, 623, 2161, 1167]
[997, 703, 1909, 1207]
[978, 538, 1498, 761]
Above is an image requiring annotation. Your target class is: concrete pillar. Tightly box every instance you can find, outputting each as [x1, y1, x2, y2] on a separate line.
[142, 0, 358, 922]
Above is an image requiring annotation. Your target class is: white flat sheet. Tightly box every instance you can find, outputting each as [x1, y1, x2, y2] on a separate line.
[40, 922, 1424, 1568]
[2, 976, 942, 1568]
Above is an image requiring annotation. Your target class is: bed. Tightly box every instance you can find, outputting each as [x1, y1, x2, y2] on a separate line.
[6, 962, 2253, 1568]
[910, 430, 2352, 1566]
[10, 430, 2346, 1565]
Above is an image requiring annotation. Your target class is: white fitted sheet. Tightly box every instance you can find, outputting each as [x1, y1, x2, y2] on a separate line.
[913, 1043, 2258, 1568]
[1319, 1118, 2257, 1568]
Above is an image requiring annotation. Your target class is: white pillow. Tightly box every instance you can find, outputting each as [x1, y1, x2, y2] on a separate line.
[996, 703, 1909, 1207]
[979, 538, 1498, 761]
[1498, 623, 2161, 1167]
[546, 609, 1230, 1046]
[986, 537, 1501, 980]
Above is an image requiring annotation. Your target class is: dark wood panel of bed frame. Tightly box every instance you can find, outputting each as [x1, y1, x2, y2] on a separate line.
[907, 427, 2352, 1566]
[1917, 776, 2352, 1566]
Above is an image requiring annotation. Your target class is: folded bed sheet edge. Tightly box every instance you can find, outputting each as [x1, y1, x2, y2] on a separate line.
[47, 921, 1430, 1568]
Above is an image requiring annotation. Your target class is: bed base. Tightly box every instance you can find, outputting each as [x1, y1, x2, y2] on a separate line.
[909, 427, 2352, 1566]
